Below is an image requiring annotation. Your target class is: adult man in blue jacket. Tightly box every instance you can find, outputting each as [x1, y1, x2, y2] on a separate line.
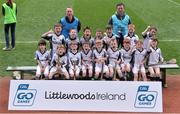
[108, 3, 131, 47]
[59, 7, 81, 39]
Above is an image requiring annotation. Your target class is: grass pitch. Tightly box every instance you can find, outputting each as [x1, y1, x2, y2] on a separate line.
[0, 0, 180, 76]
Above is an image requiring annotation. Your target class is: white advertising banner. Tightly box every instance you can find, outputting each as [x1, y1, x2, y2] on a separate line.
[8, 80, 162, 112]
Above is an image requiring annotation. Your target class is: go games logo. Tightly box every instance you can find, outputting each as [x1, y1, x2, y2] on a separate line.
[134, 86, 157, 108]
[13, 84, 37, 106]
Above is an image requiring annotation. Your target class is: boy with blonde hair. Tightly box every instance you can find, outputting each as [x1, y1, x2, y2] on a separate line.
[107, 38, 123, 80]
[81, 42, 93, 79]
[93, 39, 109, 80]
[124, 24, 139, 47]
[68, 41, 81, 79]
[132, 40, 147, 81]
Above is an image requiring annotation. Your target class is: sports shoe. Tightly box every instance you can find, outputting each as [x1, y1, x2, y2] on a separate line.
[11, 47, 15, 50]
[2, 47, 11, 51]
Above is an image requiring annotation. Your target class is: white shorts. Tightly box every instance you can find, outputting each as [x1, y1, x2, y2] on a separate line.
[95, 64, 109, 73]
[81, 65, 93, 71]
[36, 65, 49, 76]
[50, 66, 68, 74]
[108, 64, 121, 70]
[108, 61, 116, 67]
[133, 65, 145, 74]
[69, 66, 81, 75]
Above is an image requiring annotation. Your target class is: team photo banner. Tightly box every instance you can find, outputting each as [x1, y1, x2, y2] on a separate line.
[8, 80, 162, 112]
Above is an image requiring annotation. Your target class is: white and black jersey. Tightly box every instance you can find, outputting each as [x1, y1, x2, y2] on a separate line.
[80, 36, 94, 47]
[103, 34, 113, 44]
[51, 34, 65, 51]
[93, 48, 107, 65]
[132, 49, 147, 65]
[66, 37, 80, 49]
[103, 34, 117, 49]
[42, 33, 65, 56]
[124, 33, 139, 46]
[51, 53, 67, 67]
[143, 32, 153, 49]
[120, 48, 133, 63]
[104, 34, 114, 42]
[68, 51, 81, 68]
[35, 50, 50, 66]
[107, 48, 122, 66]
[81, 50, 93, 65]
[148, 47, 163, 65]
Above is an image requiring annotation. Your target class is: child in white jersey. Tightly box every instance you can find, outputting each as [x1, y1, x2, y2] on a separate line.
[124, 24, 139, 47]
[41, 23, 66, 57]
[132, 40, 147, 81]
[142, 26, 157, 49]
[120, 38, 135, 80]
[68, 41, 81, 80]
[147, 38, 163, 81]
[107, 38, 123, 80]
[93, 39, 109, 80]
[81, 42, 93, 79]
[49, 44, 69, 80]
[35, 39, 50, 80]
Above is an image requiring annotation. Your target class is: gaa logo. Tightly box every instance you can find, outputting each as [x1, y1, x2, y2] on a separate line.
[13, 84, 37, 106]
[17, 92, 34, 100]
[134, 86, 157, 108]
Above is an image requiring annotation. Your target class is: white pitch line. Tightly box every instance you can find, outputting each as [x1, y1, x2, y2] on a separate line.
[160, 40, 180, 42]
[0, 41, 38, 44]
[0, 40, 180, 44]
[167, 0, 180, 6]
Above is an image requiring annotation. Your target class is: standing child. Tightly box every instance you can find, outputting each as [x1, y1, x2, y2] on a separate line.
[93, 39, 109, 80]
[41, 23, 66, 57]
[80, 26, 94, 48]
[142, 26, 157, 49]
[35, 39, 50, 80]
[95, 29, 106, 49]
[66, 28, 80, 50]
[95, 29, 103, 40]
[68, 41, 81, 79]
[81, 42, 93, 79]
[107, 38, 123, 80]
[103, 25, 118, 49]
[132, 40, 147, 81]
[49, 44, 69, 80]
[124, 24, 139, 47]
[148, 38, 163, 81]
